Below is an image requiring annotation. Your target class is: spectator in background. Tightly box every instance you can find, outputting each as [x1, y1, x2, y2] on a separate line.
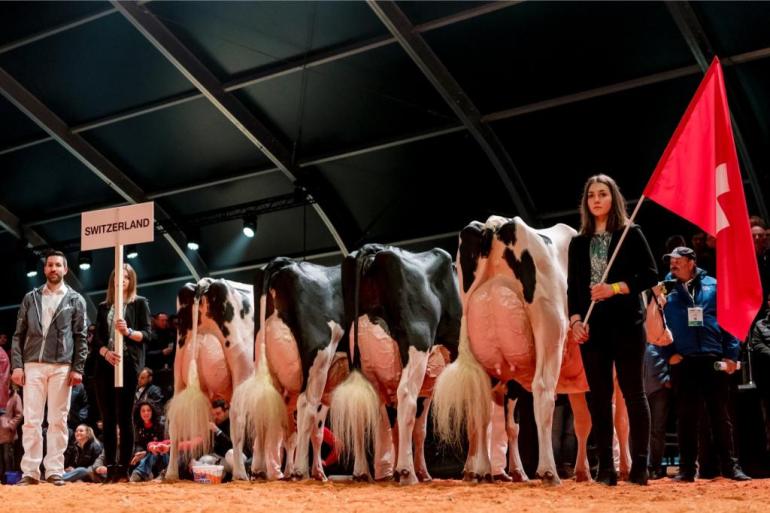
[134, 368, 164, 411]
[67, 383, 89, 433]
[129, 401, 168, 482]
[661, 247, 750, 482]
[63, 424, 106, 482]
[146, 313, 174, 372]
[643, 343, 671, 479]
[691, 231, 716, 277]
[751, 293, 770, 456]
[750, 216, 770, 317]
[0, 334, 9, 410]
[0, 383, 22, 482]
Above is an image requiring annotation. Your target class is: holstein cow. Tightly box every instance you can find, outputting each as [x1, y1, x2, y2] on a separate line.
[330, 244, 461, 485]
[432, 216, 577, 485]
[165, 279, 255, 480]
[230, 258, 348, 481]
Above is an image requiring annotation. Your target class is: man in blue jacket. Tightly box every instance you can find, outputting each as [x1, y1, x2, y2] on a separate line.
[662, 246, 750, 482]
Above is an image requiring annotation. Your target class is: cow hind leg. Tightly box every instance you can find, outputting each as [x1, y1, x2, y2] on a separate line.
[569, 393, 592, 483]
[394, 347, 429, 485]
[310, 405, 330, 480]
[413, 397, 432, 482]
[293, 338, 338, 480]
[229, 408, 249, 481]
[374, 404, 395, 481]
[505, 397, 529, 482]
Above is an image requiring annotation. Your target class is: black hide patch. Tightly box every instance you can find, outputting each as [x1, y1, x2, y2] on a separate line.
[205, 280, 235, 338]
[503, 248, 537, 303]
[539, 233, 553, 245]
[240, 295, 251, 319]
[497, 220, 517, 246]
[386, 405, 397, 428]
[459, 223, 486, 293]
[416, 397, 426, 419]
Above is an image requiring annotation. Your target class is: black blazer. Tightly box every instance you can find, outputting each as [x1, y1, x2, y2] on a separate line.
[93, 296, 152, 377]
[568, 225, 658, 328]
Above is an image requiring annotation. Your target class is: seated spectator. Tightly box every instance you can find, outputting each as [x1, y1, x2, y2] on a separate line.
[134, 368, 164, 411]
[0, 383, 22, 482]
[130, 401, 168, 482]
[63, 424, 106, 482]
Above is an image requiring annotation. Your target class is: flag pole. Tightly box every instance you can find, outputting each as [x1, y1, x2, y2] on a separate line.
[583, 195, 647, 325]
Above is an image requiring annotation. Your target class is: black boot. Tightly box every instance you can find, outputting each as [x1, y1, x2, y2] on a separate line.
[628, 458, 649, 486]
[595, 467, 618, 486]
[104, 464, 128, 484]
[672, 465, 696, 482]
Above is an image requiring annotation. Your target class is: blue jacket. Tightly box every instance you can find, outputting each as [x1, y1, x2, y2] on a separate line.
[662, 268, 740, 361]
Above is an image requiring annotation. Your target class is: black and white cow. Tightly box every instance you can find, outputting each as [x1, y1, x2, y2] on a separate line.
[230, 257, 347, 481]
[166, 278, 255, 480]
[432, 216, 577, 485]
[330, 244, 461, 485]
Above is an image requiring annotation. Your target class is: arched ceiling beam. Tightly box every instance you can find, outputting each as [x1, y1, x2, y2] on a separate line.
[114, 0, 358, 255]
[367, 0, 536, 223]
[0, 67, 209, 281]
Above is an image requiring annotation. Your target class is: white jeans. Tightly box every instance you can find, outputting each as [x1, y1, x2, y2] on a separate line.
[21, 363, 72, 480]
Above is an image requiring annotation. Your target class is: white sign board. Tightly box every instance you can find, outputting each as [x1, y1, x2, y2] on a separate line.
[81, 202, 155, 251]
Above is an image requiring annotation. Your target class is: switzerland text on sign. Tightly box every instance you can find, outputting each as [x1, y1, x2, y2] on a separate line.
[81, 202, 155, 251]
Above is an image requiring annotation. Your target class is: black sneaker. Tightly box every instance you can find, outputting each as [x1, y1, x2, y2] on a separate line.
[672, 471, 696, 482]
[16, 476, 39, 486]
[723, 467, 752, 481]
[45, 475, 66, 486]
[596, 468, 618, 486]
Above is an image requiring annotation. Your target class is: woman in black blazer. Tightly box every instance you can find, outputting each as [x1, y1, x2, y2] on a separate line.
[568, 174, 658, 486]
[93, 263, 152, 482]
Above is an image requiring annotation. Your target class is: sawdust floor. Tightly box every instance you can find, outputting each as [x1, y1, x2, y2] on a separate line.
[2, 478, 767, 513]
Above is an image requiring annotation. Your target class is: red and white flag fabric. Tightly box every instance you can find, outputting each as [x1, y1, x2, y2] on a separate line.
[643, 57, 761, 340]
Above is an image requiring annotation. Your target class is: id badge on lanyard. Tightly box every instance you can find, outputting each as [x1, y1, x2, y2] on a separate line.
[687, 307, 704, 327]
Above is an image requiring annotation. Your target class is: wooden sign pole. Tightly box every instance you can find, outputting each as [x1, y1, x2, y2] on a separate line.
[114, 244, 124, 388]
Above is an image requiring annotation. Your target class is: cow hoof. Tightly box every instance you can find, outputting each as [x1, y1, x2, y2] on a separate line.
[290, 472, 305, 481]
[253, 471, 268, 481]
[311, 472, 328, 482]
[536, 470, 561, 486]
[232, 471, 249, 481]
[575, 470, 592, 483]
[396, 468, 418, 486]
[620, 470, 630, 482]
[510, 470, 529, 483]
[493, 473, 513, 482]
[416, 471, 433, 483]
[352, 473, 372, 483]
[374, 474, 394, 483]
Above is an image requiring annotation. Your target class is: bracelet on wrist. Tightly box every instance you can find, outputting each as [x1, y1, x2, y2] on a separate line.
[569, 319, 581, 328]
[611, 282, 622, 295]
[127, 328, 133, 338]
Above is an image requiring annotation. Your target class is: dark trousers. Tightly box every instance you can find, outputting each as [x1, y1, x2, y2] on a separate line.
[94, 355, 139, 467]
[671, 354, 738, 473]
[580, 323, 651, 471]
[647, 387, 671, 469]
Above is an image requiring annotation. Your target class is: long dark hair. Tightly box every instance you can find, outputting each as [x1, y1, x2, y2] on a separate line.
[133, 400, 161, 428]
[578, 174, 629, 236]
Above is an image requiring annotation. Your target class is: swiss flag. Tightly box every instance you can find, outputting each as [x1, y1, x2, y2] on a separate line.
[644, 58, 761, 340]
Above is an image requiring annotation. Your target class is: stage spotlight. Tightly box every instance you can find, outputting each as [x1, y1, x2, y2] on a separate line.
[126, 245, 139, 259]
[26, 255, 38, 277]
[243, 217, 257, 238]
[78, 252, 92, 271]
[187, 229, 200, 251]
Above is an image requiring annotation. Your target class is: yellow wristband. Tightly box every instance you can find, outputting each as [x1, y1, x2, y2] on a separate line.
[611, 282, 622, 295]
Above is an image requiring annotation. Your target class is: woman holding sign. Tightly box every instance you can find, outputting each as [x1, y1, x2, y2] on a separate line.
[93, 263, 152, 482]
[567, 174, 658, 486]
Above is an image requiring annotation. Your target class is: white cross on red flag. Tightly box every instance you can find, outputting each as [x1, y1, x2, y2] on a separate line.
[643, 57, 761, 339]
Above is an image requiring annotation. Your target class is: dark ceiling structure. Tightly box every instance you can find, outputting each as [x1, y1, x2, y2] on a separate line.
[1, 1, 769, 330]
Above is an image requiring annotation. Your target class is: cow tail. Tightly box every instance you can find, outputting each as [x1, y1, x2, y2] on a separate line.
[231, 277, 287, 479]
[329, 370, 379, 463]
[431, 314, 491, 448]
[167, 291, 212, 469]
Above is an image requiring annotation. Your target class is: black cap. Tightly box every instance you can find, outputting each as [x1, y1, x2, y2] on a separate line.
[663, 246, 696, 260]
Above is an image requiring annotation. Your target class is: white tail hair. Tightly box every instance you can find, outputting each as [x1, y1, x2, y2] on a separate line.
[329, 370, 379, 462]
[231, 293, 287, 467]
[431, 315, 491, 447]
[167, 295, 212, 461]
